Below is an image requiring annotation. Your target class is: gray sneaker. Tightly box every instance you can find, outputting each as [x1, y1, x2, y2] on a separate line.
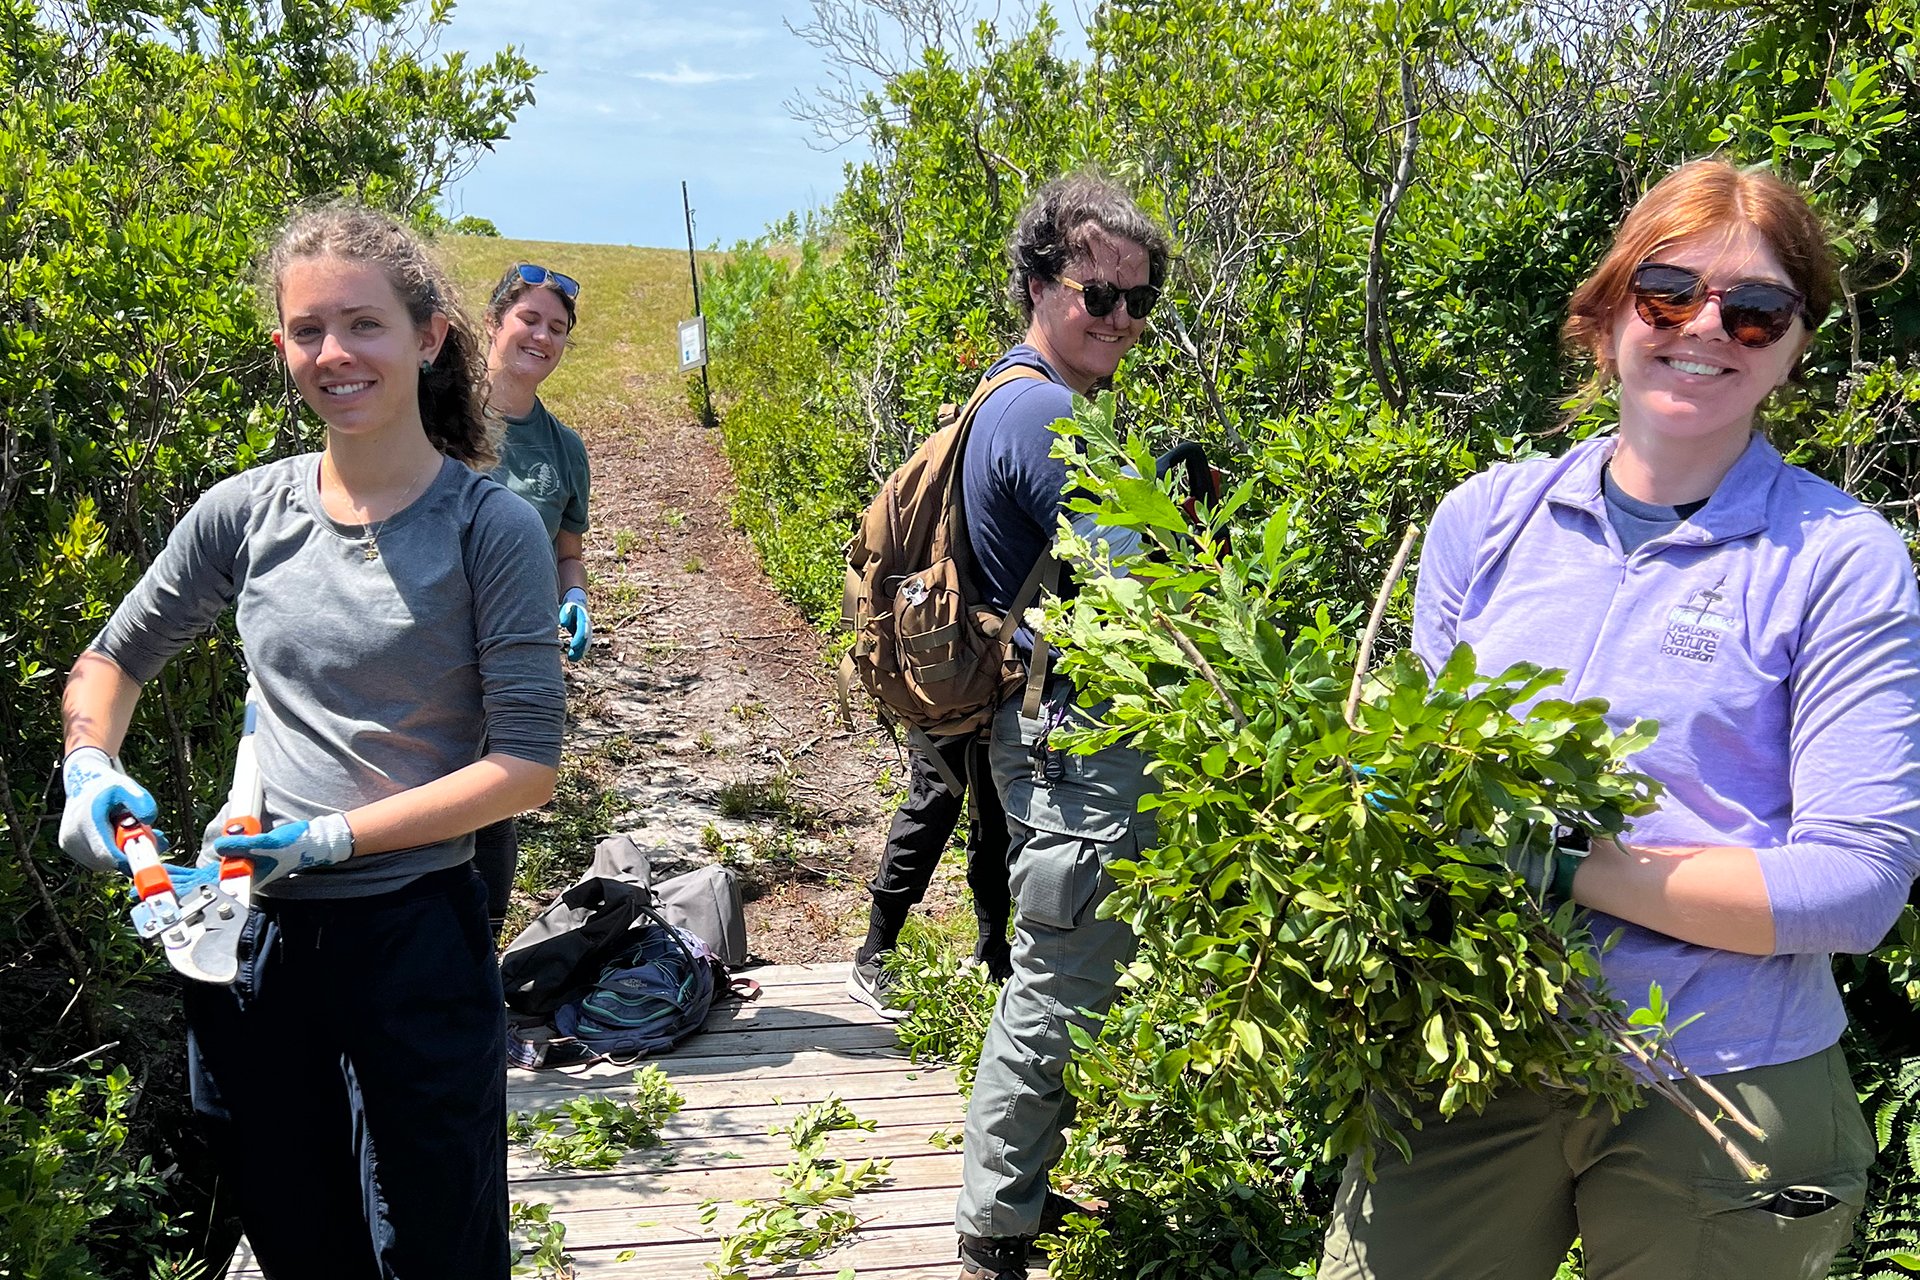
[846, 954, 910, 1021]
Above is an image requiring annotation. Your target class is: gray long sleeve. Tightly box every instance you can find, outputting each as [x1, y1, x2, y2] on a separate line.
[92, 453, 565, 899]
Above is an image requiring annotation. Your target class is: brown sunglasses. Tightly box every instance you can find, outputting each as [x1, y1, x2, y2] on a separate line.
[1631, 262, 1812, 349]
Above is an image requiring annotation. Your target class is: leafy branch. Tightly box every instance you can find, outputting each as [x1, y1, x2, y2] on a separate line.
[508, 1066, 684, 1171]
[1048, 401, 1766, 1177]
[703, 1097, 893, 1278]
[509, 1201, 575, 1279]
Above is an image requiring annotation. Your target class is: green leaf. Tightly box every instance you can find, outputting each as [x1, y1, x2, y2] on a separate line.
[1422, 1014, 1448, 1063]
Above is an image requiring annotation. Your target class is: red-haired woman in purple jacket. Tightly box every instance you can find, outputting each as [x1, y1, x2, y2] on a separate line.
[1320, 160, 1920, 1280]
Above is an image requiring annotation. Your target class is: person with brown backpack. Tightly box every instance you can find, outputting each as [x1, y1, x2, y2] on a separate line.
[871, 170, 1169, 1280]
[951, 170, 1168, 1280]
[838, 173, 1168, 1278]
[839, 171, 1168, 1280]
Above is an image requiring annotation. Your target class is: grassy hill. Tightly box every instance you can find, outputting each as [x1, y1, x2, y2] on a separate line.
[435, 235, 719, 422]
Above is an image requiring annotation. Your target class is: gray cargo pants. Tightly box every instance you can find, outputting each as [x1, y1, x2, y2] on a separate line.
[954, 691, 1154, 1241]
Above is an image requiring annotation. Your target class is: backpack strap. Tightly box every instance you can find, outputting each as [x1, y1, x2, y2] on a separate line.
[631, 899, 701, 971]
[1015, 553, 1061, 719]
[834, 651, 858, 728]
[939, 363, 1052, 568]
[905, 723, 965, 792]
[1020, 640, 1052, 720]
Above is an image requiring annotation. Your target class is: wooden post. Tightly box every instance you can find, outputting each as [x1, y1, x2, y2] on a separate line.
[683, 180, 715, 429]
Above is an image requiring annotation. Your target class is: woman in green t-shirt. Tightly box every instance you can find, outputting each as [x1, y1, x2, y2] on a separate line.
[476, 262, 592, 938]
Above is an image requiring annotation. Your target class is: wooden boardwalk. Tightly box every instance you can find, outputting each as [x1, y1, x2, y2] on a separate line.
[226, 963, 969, 1279]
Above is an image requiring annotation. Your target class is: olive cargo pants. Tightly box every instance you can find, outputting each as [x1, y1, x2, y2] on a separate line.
[1318, 1042, 1874, 1280]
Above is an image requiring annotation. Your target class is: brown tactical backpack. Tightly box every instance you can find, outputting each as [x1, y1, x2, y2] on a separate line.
[839, 364, 1058, 749]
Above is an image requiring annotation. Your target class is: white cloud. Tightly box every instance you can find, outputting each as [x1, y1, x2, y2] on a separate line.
[437, 0, 1084, 246]
[633, 60, 759, 86]
[443, 3, 776, 61]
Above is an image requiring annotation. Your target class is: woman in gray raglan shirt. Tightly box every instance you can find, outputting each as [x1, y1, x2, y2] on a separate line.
[56, 206, 564, 1280]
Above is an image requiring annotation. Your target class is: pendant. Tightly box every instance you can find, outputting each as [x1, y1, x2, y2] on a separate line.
[363, 542, 380, 562]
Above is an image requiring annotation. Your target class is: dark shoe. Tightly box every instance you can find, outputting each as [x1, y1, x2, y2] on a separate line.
[846, 954, 910, 1021]
[970, 937, 1014, 983]
[957, 1234, 1029, 1279]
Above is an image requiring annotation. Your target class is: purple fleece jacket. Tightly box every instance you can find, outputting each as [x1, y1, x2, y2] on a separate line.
[1415, 432, 1920, 1073]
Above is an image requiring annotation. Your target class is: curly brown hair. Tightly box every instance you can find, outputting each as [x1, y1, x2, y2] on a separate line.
[1007, 171, 1172, 323]
[265, 204, 497, 469]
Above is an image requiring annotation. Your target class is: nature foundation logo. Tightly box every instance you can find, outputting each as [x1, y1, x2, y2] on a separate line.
[1661, 575, 1735, 665]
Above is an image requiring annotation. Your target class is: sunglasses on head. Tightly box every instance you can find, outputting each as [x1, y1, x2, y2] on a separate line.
[495, 263, 580, 304]
[1630, 261, 1810, 349]
[1059, 275, 1160, 320]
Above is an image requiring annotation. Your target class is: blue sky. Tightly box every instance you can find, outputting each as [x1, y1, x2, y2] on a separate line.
[437, 0, 851, 248]
[437, 1, 1087, 250]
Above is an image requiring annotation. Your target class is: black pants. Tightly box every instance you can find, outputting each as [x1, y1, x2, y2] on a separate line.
[866, 735, 1013, 970]
[472, 817, 518, 936]
[185, 865, 509, 1280]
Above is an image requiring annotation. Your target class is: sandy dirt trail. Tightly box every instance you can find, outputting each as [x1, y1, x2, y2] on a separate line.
[543, 382, 958, 964]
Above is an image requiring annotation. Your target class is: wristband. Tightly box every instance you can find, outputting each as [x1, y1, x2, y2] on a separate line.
[1548, 823, 1591, 904]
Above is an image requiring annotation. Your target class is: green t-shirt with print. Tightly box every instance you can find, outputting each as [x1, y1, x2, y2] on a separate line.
[490, 399, 590, 543]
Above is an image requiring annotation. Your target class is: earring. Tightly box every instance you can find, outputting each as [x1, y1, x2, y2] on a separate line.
[420, 358, 433, 372]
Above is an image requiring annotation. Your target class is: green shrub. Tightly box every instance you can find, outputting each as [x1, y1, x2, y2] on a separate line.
[0, 1067, 194, 1279]
[709, 297, 866, 624]
[1051, 969, 1329, 1280]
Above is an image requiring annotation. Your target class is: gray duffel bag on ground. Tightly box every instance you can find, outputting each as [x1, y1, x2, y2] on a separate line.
[585, 834, 750, 967]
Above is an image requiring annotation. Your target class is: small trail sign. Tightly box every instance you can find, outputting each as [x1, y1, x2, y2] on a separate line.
[678, 316, 707, 372]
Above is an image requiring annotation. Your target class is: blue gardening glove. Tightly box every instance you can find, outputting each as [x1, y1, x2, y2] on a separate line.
[60, 747, 159, 873]
[1503, 821, 1592, 911]
[1349, 764, 1394, 812]
[157, 857, 221, 899]
[559, 588, 590, 662]
[214, 812, 354, 888]
[153, 815, 231, 899]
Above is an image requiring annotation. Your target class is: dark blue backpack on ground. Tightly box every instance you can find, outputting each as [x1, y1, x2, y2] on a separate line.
[553, 906, 721, 1061]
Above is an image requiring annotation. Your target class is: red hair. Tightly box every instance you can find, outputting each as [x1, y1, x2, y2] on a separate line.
[1564, 159, 1836, 400]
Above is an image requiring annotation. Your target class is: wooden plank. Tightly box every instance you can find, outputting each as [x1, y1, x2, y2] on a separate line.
[508, 1181, 965, 1250]
[694, 1001, 900, 1034]
[513, 1147, 963, 1213]
[511, 1066, 960, 1113]
[562, 1256, 960, 1280]
[228, 965, 973, 1280]
[509, 1065, 931, 1112]
[519, 1021, 903, 1063]
[567, 1219, 976, 1272]
[510, 1006, 904, 1064]
[231, 1256, 959, 1280]
[510, 1090, 960, 1159]
[511, 1120, 964, 1185]
[508, 1046, 915, 1094]
[730, 962, 846, 982]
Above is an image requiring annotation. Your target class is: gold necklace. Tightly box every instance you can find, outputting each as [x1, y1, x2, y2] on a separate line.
[355, 462, 432, 563]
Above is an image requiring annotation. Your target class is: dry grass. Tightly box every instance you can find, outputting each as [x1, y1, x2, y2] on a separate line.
[434, 234, 723, 422]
